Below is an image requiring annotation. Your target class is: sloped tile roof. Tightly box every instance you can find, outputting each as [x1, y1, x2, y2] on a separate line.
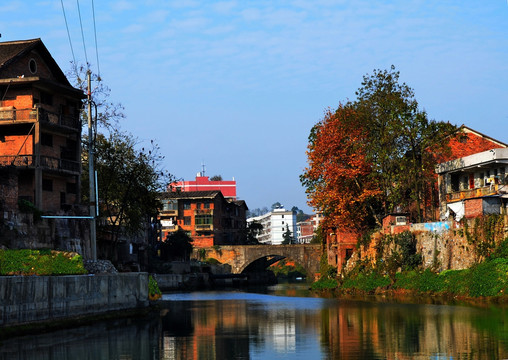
[0, 38, 40, 70]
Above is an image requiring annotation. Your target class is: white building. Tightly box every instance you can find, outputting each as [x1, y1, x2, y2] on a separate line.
[247, 208, 297, 245]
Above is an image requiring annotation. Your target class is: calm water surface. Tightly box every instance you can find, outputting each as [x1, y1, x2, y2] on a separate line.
[1, 284, 508, 359]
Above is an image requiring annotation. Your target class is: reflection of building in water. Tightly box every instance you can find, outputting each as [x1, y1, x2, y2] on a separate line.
[269, 317, 296, 353]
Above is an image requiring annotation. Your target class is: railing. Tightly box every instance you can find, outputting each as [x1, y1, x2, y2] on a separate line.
[195, 224, 213, 231]
[162, 225, 179, 231]
[0, 155, 34, 166]
[0, 155, 79, 173]
[447, 184, 499, 202]
[160, 209, 178, 216]
[195, 209, 213, 215]
[0, 107, 80, 129]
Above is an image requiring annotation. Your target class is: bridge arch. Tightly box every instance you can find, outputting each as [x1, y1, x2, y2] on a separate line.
[192, 244, 322, 278]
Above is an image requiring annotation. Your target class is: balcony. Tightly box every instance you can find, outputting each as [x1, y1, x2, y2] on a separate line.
[195, 224, 213, 232]
[160, 209, 178, 217]
[0, 107, 80, 130]
[195, 209, 213, 215]
[0, 155, 80, 174]
[162, 225, 179, 232]
[446, 184, 500, 202]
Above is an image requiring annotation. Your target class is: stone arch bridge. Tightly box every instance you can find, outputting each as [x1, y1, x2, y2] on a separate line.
[192, 244, 322, 277]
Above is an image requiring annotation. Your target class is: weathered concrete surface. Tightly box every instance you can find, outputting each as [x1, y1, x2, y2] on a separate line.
[192, 244, 322, 276]
[152, 273, 209, 291]
[0, 273, 148, 327]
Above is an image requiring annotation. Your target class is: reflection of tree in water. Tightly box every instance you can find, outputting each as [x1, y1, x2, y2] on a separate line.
[320, 300, 508, 359]
[160, 301, 194, 336]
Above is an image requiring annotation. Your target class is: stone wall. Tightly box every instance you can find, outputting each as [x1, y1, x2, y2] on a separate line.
[0, 273, 148, 327]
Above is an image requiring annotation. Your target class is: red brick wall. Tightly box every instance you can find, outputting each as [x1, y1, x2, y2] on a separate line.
[0, 134, 33, 156]
[464, 198, 483, 219]
[445, 130, 506, 161]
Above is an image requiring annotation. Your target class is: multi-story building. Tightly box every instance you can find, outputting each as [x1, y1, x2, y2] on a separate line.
[295, 212, 324, 244]
[0, 38, 84, 214]
[436, 147, 508, 220]
[158, 190, 248, 248]
[172, 174, 237, 199]
[247, 208, 297, 245]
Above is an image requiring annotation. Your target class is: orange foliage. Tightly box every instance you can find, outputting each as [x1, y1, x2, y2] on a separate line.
[302, 105, 380, 231]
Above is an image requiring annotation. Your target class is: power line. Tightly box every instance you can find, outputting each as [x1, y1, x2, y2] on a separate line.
[76, 0, 89, 66]
[60, 0, 77, 71]
[91, 0, 101, 78]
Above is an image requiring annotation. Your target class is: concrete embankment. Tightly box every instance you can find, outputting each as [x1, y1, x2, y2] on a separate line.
[0, 273, 149, 327]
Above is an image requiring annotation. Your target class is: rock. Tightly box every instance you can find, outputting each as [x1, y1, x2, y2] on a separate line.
[84, 260, 118, 274]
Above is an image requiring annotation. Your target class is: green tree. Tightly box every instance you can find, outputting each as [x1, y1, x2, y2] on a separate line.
[245, 221, 263, 244]
[161, 230, 193, 261]
[282, 225, 293, 245]
[82, 130, 173, 242]
[353, 66, 456, 222]
[210, 175, 223, 181]
[301, 66, 456, 229]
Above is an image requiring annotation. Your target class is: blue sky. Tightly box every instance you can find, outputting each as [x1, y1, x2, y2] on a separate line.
[2, 1, 508, 213]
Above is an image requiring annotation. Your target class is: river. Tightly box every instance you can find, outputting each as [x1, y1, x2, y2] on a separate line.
[1, 283, 508, 359]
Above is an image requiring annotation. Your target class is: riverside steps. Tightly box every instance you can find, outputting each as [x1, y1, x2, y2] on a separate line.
[0, 273, 149, 327]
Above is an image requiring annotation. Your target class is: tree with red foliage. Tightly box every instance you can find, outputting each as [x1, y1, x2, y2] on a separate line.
[300, 105, 381, 232]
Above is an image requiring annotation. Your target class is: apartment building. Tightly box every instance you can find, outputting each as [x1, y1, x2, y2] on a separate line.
[158, 190, 248, 248]
[247, 208, 297, 245]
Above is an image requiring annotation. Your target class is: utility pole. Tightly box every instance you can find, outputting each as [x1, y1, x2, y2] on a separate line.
[87, 71, 97, 260]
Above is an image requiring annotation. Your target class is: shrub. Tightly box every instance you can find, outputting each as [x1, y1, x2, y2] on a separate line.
[467, 258, 508, 297]
[148, 275, 162, 300]
[311, 277, 338, 291]
[341, 270, 390, 293]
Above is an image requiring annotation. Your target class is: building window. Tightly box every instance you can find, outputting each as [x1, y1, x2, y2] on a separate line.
[183, 201, 191, 210]
[282, 221, 284, 225]
[281, 215, 284, 218]
[42, 178, 53, 192]
[184, 217, 191, 226]
[41, 133, 53, 147]
[204, 202, 210, 209]
[29, 58, 37, 74]
[195, 215, 212, 225]
[162, 199, 177, 211]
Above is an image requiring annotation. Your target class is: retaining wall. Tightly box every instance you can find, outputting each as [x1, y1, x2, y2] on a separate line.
[0, 273, 149, 327]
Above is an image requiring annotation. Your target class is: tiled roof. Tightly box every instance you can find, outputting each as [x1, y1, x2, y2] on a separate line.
[160, 190, 223, 199]
[0, 38, 40, 69]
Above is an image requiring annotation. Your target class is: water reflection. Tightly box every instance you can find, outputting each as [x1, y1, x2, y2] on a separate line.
[1, 286, 507, 359]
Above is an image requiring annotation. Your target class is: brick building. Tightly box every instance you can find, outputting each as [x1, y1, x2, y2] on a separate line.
[0, 38, 84, 215]
[436, 148, 508, 220]
[158, 190, 248, 248]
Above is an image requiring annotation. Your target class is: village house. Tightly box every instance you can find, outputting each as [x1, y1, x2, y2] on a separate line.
[158, 190, 248, 248]
[0, 38, 84, 215]
[0, 38, 90, 255]
[326, 125, 508, 273]
[436, 147, 508, 221]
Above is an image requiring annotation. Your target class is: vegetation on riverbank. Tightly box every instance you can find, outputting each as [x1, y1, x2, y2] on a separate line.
[0, 249, 87, 275]
[148, 275, 162, 300]
[312, 237, 508, 301]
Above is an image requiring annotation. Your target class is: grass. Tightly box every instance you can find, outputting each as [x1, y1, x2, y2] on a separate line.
[0, 249, 87, 275]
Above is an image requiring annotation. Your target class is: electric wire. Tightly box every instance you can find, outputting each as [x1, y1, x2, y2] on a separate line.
[91, 0, 101, 79]
[76, 0, 89, 67]
[60, 0, 77, 72]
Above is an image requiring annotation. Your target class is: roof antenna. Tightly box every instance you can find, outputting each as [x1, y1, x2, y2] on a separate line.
[201, 161, 206, 177]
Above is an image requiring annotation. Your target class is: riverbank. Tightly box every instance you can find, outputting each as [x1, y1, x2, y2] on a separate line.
[0, 273, 149, 328]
